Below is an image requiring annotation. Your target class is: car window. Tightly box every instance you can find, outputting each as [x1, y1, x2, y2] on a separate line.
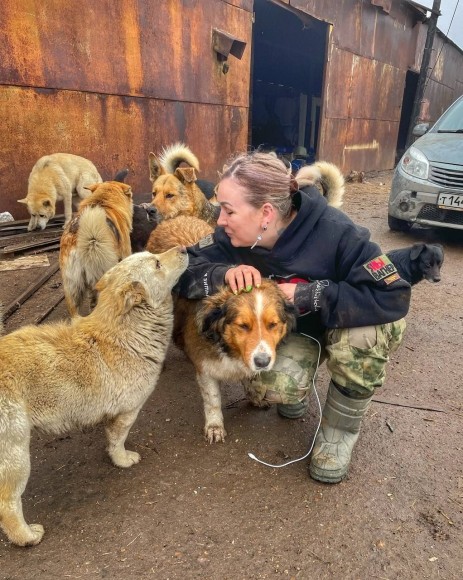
[434, 97, 463, 133]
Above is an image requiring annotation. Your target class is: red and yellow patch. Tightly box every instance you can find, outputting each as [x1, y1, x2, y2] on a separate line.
[363, 254, 398, 282]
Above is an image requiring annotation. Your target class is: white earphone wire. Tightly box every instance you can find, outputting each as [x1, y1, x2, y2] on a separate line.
[248, 332, 322, 468]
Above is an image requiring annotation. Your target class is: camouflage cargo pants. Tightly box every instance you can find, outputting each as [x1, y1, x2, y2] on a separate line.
[243, 319, 407, 405]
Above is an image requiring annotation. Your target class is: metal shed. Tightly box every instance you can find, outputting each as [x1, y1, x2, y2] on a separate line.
[1, 0, 462, 217]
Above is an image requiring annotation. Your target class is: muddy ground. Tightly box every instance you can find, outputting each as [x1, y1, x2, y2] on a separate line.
[1, 172, 462, 579]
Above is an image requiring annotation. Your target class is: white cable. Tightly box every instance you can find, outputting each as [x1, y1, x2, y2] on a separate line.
[248, 332, 322, 468]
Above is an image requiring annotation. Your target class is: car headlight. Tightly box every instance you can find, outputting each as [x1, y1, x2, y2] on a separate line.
[400, 146, 429, 179]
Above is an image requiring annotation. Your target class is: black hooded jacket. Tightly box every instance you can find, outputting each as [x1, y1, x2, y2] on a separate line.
[175, 187, 411, 335]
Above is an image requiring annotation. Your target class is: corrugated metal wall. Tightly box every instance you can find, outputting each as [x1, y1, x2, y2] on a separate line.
[286, 0, 463, 171]
[0, 0, 253, 217]
[1, 0, 463, 217]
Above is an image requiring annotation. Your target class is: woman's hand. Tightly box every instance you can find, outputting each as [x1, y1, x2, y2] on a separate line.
[277, 283, 296, 302]
[225, 265, 262, 294]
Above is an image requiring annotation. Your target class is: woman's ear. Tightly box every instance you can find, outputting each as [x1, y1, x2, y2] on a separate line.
[261, 202, 275, 223]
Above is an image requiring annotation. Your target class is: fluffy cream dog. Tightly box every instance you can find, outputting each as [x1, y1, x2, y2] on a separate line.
[18, 153, 102, 230]
[0, 248, 188, 547]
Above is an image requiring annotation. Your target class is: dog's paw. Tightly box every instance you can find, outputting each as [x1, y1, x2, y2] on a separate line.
[205, 424, 227, 444]
[12, 524, 45, 547]
[27, 524, 45, 545]
[111, 449, 141, 468]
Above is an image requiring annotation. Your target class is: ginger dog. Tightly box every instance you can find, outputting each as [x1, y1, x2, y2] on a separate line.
[149, 143, 219, 225]
[59, 181, 133, 317]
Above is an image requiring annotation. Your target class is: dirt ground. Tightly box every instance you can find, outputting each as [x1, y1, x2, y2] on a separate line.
[1, 172, 462, 579]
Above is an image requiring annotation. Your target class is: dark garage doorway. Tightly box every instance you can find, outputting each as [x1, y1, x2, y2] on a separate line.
[396, 70, 419, 161]
[250, 0, 328, 167]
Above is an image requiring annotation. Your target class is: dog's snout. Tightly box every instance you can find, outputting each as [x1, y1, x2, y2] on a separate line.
[147, 206, 157, 217]
[253, 352, 271, 369]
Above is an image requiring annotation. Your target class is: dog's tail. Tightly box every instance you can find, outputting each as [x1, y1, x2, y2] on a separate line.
[296, 161, 345, 209]
[76, 206, 120, 287]
[159, 142, 200, 173]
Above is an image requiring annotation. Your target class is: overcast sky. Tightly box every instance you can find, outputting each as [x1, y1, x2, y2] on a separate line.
[419, 0, 463, 49]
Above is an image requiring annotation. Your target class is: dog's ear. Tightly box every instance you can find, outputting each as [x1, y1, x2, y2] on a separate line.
[174, 167, 197, 184]
[17, 198, 28, 204]
[119, 183, 133, 199]
[198, 303, 227, 342]
[149, 152, 165, 182]
[410, 243, 425, 260]
[85, 183, 100, 193]
[110, 281, 148, 316]
[120, 281, 148, 314]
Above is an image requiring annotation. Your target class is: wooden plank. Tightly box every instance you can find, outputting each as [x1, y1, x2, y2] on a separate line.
[0, 254, 50, 272]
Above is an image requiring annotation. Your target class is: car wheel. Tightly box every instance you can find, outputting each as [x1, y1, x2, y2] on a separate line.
[388, 215, 412, 232]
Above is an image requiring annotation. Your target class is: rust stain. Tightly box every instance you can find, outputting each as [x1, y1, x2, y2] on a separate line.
[2, 3, 44, 85]
[121, 0, 143, 94]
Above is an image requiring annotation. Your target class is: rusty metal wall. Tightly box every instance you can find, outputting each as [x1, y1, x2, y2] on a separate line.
[0, 0, 253, 218]
[288, 0, 463, 172]
[420, 32, 463, 122]
[2, 0, 463, 215]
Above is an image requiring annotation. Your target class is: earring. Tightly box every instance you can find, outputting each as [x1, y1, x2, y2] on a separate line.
[250, 224, 267, 250]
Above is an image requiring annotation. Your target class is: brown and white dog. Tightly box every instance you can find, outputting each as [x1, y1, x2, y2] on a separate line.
[0, 248, 188, 547]
[59, 181, 133, 317]
[18, 153, 103, 230]
[148, 143, 219, 225]
[173, 280, 296, 443]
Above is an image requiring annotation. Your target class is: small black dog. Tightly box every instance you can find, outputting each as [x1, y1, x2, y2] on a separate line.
[114, 169, 159, 252]
[131, 203, 159, 252]
[387, 243, 444, 285]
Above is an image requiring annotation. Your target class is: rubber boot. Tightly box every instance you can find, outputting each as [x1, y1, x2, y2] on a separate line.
[277, 398, 309, 419]
[309, 382, 372, 483]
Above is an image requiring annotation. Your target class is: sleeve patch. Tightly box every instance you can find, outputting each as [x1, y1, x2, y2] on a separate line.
[198, 233, 215, 249]
[363, 254, 398, 282]
[384, 273, 401, 285]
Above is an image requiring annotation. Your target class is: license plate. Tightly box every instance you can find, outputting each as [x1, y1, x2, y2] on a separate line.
[437, 192, 463, 211]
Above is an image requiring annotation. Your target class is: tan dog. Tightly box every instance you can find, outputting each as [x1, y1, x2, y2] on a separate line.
[0, 248, 188, 547]
[173, 281, 296, 443]
[18, 153, 103, 230]
[295, 161, 345, 209]
[59, 181, 134, 317]
[149, 143, 218, 225]
[146, 215, 213, 254]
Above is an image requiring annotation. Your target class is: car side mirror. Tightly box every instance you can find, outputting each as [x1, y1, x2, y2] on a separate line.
[412, 123, 429, 137]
